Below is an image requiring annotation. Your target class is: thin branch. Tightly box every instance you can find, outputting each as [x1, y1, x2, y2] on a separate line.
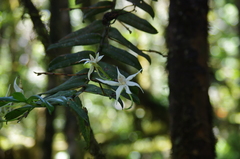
[34, 72, 87, 76]
[142, 49, 168, 57]
[60, 5, 113, 11]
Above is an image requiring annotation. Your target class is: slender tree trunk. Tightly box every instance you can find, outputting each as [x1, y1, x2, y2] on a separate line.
[166, 0, 216, 158]
[41, 0, 72, 159]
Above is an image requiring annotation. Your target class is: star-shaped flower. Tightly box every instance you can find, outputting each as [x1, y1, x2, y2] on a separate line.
[80, 52, 104, 80]
[97, 68, 143, 108]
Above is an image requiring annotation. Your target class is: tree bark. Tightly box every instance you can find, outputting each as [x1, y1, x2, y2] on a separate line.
[166, 0, 216, 158]
[41, 0, 72, 159]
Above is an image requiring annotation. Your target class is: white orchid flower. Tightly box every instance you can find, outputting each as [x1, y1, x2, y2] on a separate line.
[80, 52, 104, 80]
[14, 77, 24, 94]
[0, 77, 23, 122]
[97, 68, 143, 108]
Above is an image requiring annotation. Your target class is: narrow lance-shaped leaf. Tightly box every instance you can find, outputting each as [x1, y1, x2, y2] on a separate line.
[48, 51, 95, 71]
[83, 84, 124, 107]
[117, 10, 158, 34]
[0, 97, 20, 107]
[68, 97, 91, 147]
[59, 20, 104, 42]
[47, 33, 101, 50]
[127, 0, 155, 18]
[68, 97, 89, 123]
[75, 0, 84, 5]
[41, 69, 89, 95]
[5, 106, 34, 121]
[44, 90, 77, 106]
[27, 95, 54, 114]
[108, 27, 151, 63]
[12, 92, 26, 102]
[102, 45, 142, 70]
[83, 1, 113, 20]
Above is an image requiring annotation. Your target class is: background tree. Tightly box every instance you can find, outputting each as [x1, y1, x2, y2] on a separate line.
[1, 0, 240, 159]
[166, 0, 216, 158]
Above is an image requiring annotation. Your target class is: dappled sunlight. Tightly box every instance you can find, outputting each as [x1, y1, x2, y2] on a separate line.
[1, 0, 240, 158]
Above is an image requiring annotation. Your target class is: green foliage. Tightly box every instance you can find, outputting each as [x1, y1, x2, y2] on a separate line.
[117, 10, 158, 34]
[0, 0, 157, 150]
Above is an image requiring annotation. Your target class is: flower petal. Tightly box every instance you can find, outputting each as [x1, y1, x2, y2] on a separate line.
[97, 55, 104, 62]
[79, 58, 89, 63]
[126, 69, 142, 81]
[88, 66, 94, 80]
[116, 68, 126, 83]
[115, 85, 124, 101]
[124, 85, 132, 94]
[126, 81, 144, 93]
[89, 54, 95, 61]
[96, 78, 120, 86]
[14, 77, 24, 94]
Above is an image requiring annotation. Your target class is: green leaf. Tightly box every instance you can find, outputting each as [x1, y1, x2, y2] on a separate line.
[5, 106, 34, 121]
[68, 98, 89, 123]
[59, 20, 104, 42]
[75, 0, 83, 5]
[47, 33, 101, 50]
[41, 69, 88, 95]
[0, 97, 19, 107]
[83, 1, 113, 20]
[27, 95, 54, 114]
[45, 90, 77, 99]
[127, 0, 155, 18]
[84, 84, 115, 97]
[98, 62, 118, 79]
[108, 27, 151, 63]
[44, 90, 77, 105]
[45, 96, 68, 106]
[12, 92, 26, 102]
[48, 51, 94, 71]
[102, 45, 142, 70]
[84, 84, 124, 108]
[68, 97, 91, 147]
[117, 10, 158, 34]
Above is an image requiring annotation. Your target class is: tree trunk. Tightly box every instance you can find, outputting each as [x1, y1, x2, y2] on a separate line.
[166, 0, 216, 158]
[41, 0, 72, 159]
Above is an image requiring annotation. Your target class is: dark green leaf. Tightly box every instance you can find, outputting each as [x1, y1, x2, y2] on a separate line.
[48, 51, 94, 71]
[68, 97, 91, 147]
[84, 84, 124, 107]
[59, 20, 104, 42]
[26, 95, 39, 106]
[45, 96, 68, 106]
[68, 97, 89, 123]
[84, 84, 115, 97]
[83, 1, 113, 20]
[27, 95, 54, 114]
[44, 90, 77, 105]
[75, 0, 84, 5]
[5, 106, 33, 121]
[102, 45, 142, 70]
[117, 10, 158, 34]
[41, 69, 88, 95]
[45, 90, 77, 99]
[98, 62, 118, 79]
[12, 92, 26, 102]
[108, 27, 151, 63]
[0, 97, 19, 107]
[127, 0, 155, 18]
[47, 33, 101, 50]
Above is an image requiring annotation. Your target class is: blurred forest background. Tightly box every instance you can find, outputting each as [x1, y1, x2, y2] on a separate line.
[0, 0, 240, 158]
